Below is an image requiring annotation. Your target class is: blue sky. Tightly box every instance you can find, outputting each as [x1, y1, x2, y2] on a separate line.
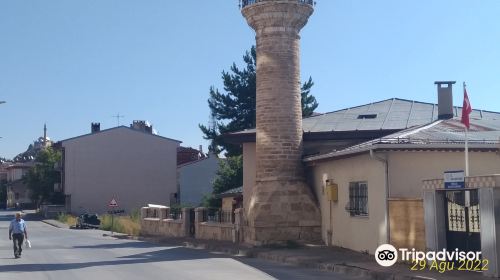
[1, 1, 499, 159]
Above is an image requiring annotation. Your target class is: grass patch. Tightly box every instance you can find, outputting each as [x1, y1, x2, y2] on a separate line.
[100, 210, 141, 236]
[56, 213, 77, 226]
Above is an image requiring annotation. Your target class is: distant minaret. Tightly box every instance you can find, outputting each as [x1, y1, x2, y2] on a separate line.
[241, 0, 321, 244]
[43, 123, 47, 142]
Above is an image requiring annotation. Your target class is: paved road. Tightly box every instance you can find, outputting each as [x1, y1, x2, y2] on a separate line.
[0, 211, 357, 280]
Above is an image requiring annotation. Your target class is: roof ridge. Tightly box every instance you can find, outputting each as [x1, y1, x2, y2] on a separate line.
[306, 98, 439, 118]
[304, 98, 500, 119]
[58, 126, 181, 144]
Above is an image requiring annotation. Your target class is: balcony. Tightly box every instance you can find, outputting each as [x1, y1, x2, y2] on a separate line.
[240, 0, 315, 9]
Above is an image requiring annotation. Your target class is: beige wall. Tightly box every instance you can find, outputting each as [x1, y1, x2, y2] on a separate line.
[62, 127, 179, 214]
[7, 184, 31, 207]
[7, 168, 29, 182]
[243, 137, 500, 251]
[309, 153, 388, 253]
[308, 149, 500, 253]
[242, 142, 256, 214]
[388, 151, 500, 198]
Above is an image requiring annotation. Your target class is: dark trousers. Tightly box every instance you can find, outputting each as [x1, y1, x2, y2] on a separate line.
[12, 233, 24, 257]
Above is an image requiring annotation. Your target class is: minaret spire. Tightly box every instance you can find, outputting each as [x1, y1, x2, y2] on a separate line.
[44, 123, 47, 141]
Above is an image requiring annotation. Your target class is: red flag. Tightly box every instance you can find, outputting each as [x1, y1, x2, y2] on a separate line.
[461, 86, 472, 129]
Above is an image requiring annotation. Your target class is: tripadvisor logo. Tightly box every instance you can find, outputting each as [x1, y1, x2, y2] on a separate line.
[374, 244, 483, 268]
[375, 244, 398, 267]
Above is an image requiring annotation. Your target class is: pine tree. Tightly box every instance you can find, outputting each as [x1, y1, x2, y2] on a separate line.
[201, 155, 243, 208]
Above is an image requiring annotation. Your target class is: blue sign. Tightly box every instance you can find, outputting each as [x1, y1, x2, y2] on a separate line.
[444, 170, 465, 189]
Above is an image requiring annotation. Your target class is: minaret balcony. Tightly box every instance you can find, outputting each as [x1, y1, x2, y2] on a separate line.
[240, 0, 315, 9]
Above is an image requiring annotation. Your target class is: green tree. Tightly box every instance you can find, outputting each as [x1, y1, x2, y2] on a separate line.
[24, 147, 62, 206]
[202, 155, 243, 208]
[199, 46, 318, 157]
[301, 77, 318, 117]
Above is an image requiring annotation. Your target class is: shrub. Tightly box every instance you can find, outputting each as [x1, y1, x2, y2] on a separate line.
[56, 213, 77, 226]
[100, 214, 140, 236]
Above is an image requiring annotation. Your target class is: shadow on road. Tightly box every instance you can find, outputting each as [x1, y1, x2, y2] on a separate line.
[0, 247, 226, 273]
[73, 241, 162, 250]
[0, 210, 42, 222]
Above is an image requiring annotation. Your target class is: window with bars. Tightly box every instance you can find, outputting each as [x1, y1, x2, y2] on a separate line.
[347, 182, 368, 216]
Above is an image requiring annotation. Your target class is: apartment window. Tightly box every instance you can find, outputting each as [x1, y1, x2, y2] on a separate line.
[347, 182, 368, 216]
[15, 193, 19, 200]
[357, 114, 377, 119]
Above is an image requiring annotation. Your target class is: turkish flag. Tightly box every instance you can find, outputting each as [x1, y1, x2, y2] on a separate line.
[461, 87, 472, 129]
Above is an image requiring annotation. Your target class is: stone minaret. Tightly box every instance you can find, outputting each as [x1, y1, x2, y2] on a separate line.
[241, 0, 321, 244]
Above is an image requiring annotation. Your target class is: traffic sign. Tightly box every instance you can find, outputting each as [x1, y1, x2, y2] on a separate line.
[108, 198, 118, 207]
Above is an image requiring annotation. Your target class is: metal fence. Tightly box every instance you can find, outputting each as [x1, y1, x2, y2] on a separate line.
[202, 208, 234, 224]
[168, 207, 183, 220]
[144, 207, 182, 220]
[240, 0, 314, 9]
[145, 208, 159, 218]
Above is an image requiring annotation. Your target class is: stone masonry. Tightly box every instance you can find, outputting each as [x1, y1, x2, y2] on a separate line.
[242, 0, 321, 244]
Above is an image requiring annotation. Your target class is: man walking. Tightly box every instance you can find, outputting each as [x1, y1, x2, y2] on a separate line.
[9, 212, 28, 259]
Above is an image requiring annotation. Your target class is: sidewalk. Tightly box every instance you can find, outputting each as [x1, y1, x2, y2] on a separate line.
[143, 237, 489, 280]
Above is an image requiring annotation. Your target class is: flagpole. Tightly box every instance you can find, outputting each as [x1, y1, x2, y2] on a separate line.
[465, 127, 469, 176]
[464, 82, 470, 177]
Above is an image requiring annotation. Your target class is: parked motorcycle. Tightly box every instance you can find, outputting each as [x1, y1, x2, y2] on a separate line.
[76, 213, 101, 229]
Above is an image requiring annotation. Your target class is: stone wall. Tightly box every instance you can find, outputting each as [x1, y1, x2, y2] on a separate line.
[140, 206, 246, 243]
[194, 207, 236, 242]
[196, 222, 234, 242]
[141, 218, 186, 237]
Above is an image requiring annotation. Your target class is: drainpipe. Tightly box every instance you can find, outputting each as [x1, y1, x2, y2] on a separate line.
[370, 149, 390, 244]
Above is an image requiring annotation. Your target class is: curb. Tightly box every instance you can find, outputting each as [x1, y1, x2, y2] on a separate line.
[184, 241, 253, 257]
[105, 235, 475, 280]
[41, 219, 70, 229]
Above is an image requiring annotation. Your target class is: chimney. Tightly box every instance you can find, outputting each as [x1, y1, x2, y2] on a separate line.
[131, 120, 153, 134]
[434, 81, 456, 120]
[145, 124, 153, 134]
[91, 122, 101, 133]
